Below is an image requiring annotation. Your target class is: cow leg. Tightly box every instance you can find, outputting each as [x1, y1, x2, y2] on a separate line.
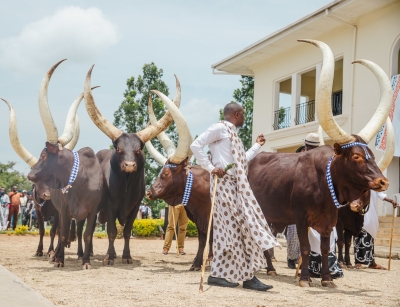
[320, 235, 336, 288]
[263, 249, 277, 276]
[81, 212, 97, 269]
[336, 224, 345, 268]
[76, 220, 85, 259]
[47, 214, 59, 258]
[54, 208, 69, 268]
[90, 218, 96, 256]
[122, 210, 137, 264]
[104, 210, 117, 265]
[297, 225, 311, 287]
[191, 230, 206, 271]
[35, 210, 44, 256]
[344, 230, 353, 268]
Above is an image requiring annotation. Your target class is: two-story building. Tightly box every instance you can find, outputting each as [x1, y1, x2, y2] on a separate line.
[212, 0, 400, 241]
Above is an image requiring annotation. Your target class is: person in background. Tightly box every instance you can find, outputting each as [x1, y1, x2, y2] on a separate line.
[23, 194, 34, 226]
[19, 190, 27, 225]
[25, 196, 37, 229]
[0, 187, 10, 230]
[162, 204, 188, 255]
[8, 186, 21, 230]
[139, 203, 152, 219]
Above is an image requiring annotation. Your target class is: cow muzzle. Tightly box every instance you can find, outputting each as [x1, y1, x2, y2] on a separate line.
[122, 161, 137, 173]
[368, 177, 389, 192]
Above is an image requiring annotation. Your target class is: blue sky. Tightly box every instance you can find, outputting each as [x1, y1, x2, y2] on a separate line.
[0, 0, 331, 174]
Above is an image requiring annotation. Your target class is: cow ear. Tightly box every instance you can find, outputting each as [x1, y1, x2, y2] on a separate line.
[333, 143, 342, 155]
[46, 142, 59, 154]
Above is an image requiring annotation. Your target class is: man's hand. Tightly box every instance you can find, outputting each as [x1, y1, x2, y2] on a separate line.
[385, 198, 399, 208]
[211, 167, 226, 178]
[256, 134, 266, 146]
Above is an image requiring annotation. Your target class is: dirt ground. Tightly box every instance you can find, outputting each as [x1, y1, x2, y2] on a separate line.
[0, 235, 399, 307]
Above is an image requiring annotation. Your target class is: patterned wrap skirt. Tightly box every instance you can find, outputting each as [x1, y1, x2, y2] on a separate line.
[354, 229, 374, 265]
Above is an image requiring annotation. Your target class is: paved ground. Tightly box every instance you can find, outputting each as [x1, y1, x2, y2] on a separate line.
[0, 264, 54, 307]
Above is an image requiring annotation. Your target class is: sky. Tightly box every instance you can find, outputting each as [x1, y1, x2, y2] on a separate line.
[0, 0, 331, 174]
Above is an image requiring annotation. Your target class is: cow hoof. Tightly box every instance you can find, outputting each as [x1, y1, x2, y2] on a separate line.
[47, 251, 55, 259]
[271, 257, 277, 262]
[189, 265, 201, 271]
[34, 251, 43, 257]
[82, 263, 92, 270]
[122, 258, 133, 264]
[53, 262, 64, 268]
[299, 280, 312, 287]
[267, 270, 278, 277]
[321, 281, 337, 288]
[339, 261, 346, 269]
[103, 259, 114, 266]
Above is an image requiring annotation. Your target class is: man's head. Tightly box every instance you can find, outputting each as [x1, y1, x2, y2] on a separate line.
[0, 187, 4, 195]
[12, 186, 18, 192]
[295, 146, 305, 153]
[223, 103, 245, 127]
[22, 190, 26, 196]
[304, 133, 320, 151]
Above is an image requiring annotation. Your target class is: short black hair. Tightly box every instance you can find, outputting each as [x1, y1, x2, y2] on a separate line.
[295, 145, 305, 153]
[223, 102, 242, 116]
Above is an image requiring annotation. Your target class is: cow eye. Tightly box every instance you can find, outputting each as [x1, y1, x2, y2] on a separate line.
[136, 149, 141, 155]
[116, 147, 122, 153]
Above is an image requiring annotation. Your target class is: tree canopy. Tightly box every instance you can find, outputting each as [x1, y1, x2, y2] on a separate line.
[0, 162, 32, 192]
[113, 62, 176, 217]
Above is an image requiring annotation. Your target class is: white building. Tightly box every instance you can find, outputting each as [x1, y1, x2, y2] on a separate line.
[212, 0, 400, 244]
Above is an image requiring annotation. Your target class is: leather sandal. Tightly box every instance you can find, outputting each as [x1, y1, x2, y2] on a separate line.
[179, 249, 186, 255]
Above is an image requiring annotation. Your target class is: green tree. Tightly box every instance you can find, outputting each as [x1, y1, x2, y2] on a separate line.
[0, 162, 32, 192]
[113, 63, 176, 218]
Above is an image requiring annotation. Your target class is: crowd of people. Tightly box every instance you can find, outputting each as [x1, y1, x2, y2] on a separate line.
[0, 186, 38, 230]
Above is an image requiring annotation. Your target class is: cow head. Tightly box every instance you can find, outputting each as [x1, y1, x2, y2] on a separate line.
[34, 180, 51, 201]
[84, 66, 183, 174]
[147, 158, 189, 202]
[300, 40, 394, 201]
[111, 133, 145, 173]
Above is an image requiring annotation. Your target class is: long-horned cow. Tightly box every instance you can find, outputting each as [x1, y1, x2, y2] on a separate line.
[83, 66, 180, 265]
[27, 60, 103, 269]
[248, 39, 392, 287]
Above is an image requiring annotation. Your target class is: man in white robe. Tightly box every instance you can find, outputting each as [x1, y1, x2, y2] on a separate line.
[191, 103, 280, 291]
[354, 191, 398, 269]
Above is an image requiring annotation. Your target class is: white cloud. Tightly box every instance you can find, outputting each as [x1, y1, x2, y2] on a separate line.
[181, 98, 223, 137]
[0, 6, 119, 74]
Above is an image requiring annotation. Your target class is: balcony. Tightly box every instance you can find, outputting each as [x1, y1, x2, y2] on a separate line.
[272, 91, 342, 130]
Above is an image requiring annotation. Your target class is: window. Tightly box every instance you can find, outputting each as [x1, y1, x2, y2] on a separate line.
[273, 78, 292, 130]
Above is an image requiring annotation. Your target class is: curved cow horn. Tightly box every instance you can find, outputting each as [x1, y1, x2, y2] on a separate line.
[84, 65, 123, 142]
[353, 60, 392, 144]
[1, 98, 38, 167]
[298, 40, 354, 144]
[148, 96, 176, 158]
[151, 89, 192, 164]
[318, 126, 325, 146]
[135, 76, 181, 144]
[145, 139, 168, 165]
[65, 115, 80, 150]
[377, 118, 395, 171]
[38, 59, 66, 145]
[60, 86, 100, 146]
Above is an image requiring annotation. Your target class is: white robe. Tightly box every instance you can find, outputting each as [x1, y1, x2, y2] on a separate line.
[308, 227, 337, 254]
[363, 191, 386, 238]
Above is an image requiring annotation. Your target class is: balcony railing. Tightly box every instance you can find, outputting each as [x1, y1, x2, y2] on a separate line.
[272, 90, 343, 130]
[273, 106, 291, 130]
[295, 100, 315, 125]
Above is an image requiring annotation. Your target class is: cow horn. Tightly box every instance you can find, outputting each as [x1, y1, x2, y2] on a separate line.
[84, 65, 123, 142]
[38, 59, 66, 145]
[377, 118, 395, 171]
[318, 126, 325, 146]
[1, 98, 38, 167]
[135, 76, 181, 144]
[65, 115, 80, 150]
[353, 60, 392, 144]
[150, 89, 192, 164]
[298, 40, 354, 144]
[145, 139, 168, 166]
[59, 86, 100, 146]
[148, 95, 176, 158]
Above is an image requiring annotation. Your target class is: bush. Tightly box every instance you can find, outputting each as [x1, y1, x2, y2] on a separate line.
[132, 219, 164, 237]
[186, 220, 198, 237]
[14, 225, 28, 236]
[94, 232, 108, 239]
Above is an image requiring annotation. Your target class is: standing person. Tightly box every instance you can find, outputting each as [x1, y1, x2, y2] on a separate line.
[19, 190, 27, 225]
[8, 186, 21, 230]
[190, 102, 280, 291]
[162, 204, 189, 255]
[139, 203, 151, 219]
[0, 187, 10, 230]
[286, 145, 305, 269]
[23, 194, 35, 226]
[354, 191, 398, 269]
